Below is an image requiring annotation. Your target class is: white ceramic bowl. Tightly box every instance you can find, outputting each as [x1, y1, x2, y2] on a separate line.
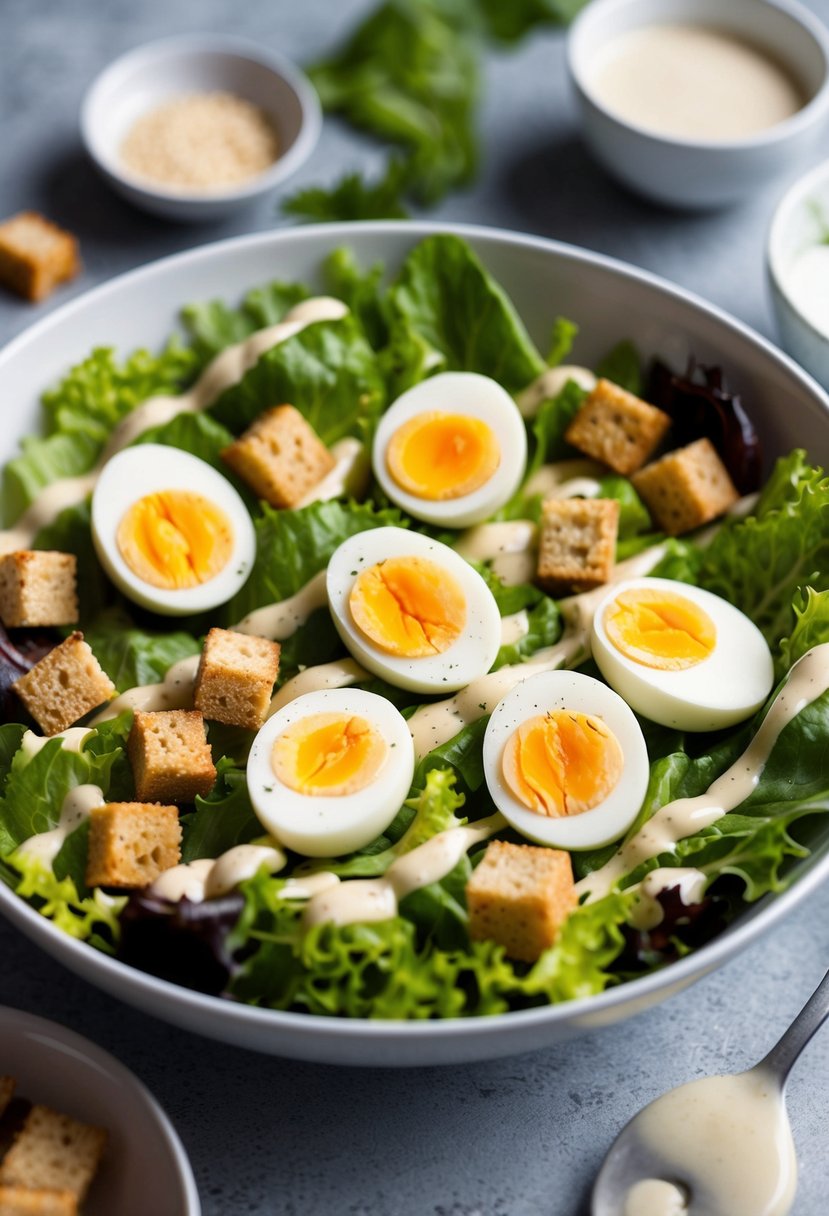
[0, 222, 827, 1066]
[0, 1005, 200, 1213]
[80, 34, 321, 222]
[567, 0, 829, 209]
[768, 156, 829, 388]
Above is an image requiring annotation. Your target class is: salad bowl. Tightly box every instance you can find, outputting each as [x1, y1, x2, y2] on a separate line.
[0, 221, 827, 1067]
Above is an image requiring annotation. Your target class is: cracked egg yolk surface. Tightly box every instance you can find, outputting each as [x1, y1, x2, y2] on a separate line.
[386, 412, 500, 502]
[348, 556, 467, 657]
[502, 711, 624, 818]
[604, 586, 716, 670]
[117, 490, 234, 590]
[272, 712, 387, 797]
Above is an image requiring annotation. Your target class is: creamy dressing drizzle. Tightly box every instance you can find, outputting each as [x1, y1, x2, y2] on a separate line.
[630, 1070, 796, 1216]
[17, 784, 105, 866]
[0, 297, 348, 554]
[500, 610, 529, 647]
[629, 867, 708, 931]
[150, 843, 286, 902]
[516, 366, 596, 418]
[296, 437, 369, 508]
[624, 1179, 687, 1216]
[579, 644, 829, 902]
[91, 654, 201, 724]
[523, 459, 605, 502]
[236, 571, 328, 641]
[20, 726, 92, 759]
[303, 811, 506, 928]
[268, 657, 368, 716]
[455, 520, 538, 586]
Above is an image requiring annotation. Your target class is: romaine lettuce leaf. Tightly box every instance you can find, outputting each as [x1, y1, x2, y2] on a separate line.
[181, 280, 309, 363]
[209, 314, 386, 444]
[2, 851, 124, 950]
[387, 234, 546, 392]
[81, 610, 200, 694]
[181, 761, 261, 863]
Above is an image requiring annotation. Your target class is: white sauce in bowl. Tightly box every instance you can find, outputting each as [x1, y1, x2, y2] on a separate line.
[590, 25, 805, 141]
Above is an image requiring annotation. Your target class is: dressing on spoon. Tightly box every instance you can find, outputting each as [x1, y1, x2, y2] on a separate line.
[593, 968, 829, 1216]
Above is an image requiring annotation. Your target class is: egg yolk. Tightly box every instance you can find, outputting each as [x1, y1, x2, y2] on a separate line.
[272, 712, 387, 797]
[502, 711, 624, 818]
[117, 490, 234, 590]
[604, 588, 717, 671]
[349, 556, 467, 657]
[386, 412, 500, 501]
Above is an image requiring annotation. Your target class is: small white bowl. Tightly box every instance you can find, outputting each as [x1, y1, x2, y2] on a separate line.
[567, 0, 829, 209]
[81, 34, 321, 222]
[0, 1005, 200, 1213]
[768, 157, 829, 388]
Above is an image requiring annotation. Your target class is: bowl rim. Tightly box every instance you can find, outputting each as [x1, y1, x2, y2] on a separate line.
[0, 218, 828, 1057]
[79, 32, 322, 205]
[567, 0, 829, 152]
[0, 1003, 201, 1213]
[768, 154, 829, 347]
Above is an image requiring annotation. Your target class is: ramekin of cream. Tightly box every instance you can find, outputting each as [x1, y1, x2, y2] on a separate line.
[567, 0, 829, 209]
[768, 156, 829, 389]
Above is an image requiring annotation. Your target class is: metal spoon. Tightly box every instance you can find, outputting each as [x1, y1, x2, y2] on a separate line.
[591, 968, 829, 1216]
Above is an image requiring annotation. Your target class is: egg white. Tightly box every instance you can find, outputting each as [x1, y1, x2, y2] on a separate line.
[372, 372, 528, 528]
[327, 526, 502, 693]
[247, 688, 415, 857]
[483, 670, 650, 850]
[91, 444, 256, 616]
[590, 577, 774, 731]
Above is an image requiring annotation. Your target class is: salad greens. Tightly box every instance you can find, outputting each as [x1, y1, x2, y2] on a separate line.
[2, 232, 828, 1022]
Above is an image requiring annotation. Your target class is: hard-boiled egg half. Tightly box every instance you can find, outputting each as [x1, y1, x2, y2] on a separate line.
[327, 526, 502, 693]
[591, 577, 774, 731]
[483, 670, 650, 849]
[247, 688, 415, 856]
[91, 445, 255, 615]
[372, 372, 527, 527]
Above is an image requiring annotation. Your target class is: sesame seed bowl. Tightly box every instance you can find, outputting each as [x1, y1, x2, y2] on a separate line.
[80, 34, 321, 222]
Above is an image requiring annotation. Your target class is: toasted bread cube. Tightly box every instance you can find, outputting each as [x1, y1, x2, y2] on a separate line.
[221, 404, 335, 509]
[536, 497, 619, 595]
[0, 551, 78, 628]
[0, 1078, 14, 1120]
[0, 213, 80, 303]
[194, 628, 281, 730]
[0, 1187, 77, 1216]
[12, 633, 114, 736]
[564, 378, 671, 475]
[0, 1105, 105, 1203]
[632, 437, 739, 536]
[128, 709, 216, 803]
[86, 801, 181, 889]
[466, 840, 576, 963]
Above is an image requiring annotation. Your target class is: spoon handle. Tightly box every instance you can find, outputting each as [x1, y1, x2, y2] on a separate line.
[760, 968, 829, 1085]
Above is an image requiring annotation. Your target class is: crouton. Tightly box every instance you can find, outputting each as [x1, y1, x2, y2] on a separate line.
[0, 1105, 105, 1202]
[127, 709, 216, 803]
[536, 497, 619, 595]
[632, 437, 739, 535]
[194, 627, 281, 730]
[12, 633, 114, 736]
[0, 213, 80, 303]
[0, 1187, 76, 1216]
[0, 1079, 14, 1120]
[85, 801, 181, 888]
[564, 378, 671, 475]
[466, 840, 576, 962]
[0, 551, 77, 628]
[221, 404, 335, 509]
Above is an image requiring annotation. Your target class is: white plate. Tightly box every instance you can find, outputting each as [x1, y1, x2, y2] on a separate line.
[0, 1005, 200, 1213]
[0, 222, 827, 1067]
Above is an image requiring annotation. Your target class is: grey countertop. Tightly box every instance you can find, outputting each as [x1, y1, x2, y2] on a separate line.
[2, 2, 829, 1213]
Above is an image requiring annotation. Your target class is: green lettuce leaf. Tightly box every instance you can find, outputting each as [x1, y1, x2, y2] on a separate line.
[181, 761, 262, 862]
[209, 314, 386, 445]
[493, 596, 562, 670]
[2, 852, 125, 951]
[596, 339, 642, 395]
[3, 343, 199, 524]
[779, 587, 829, 675]
[82, 610, 200, 694]
[478, 0, 588, 41]
[284, 162, 410, 223]
[34, 500, 113, 620]
[181, 281, 309, 363]
[323, 247, 390, 350]
[387, 234, 546, 392]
